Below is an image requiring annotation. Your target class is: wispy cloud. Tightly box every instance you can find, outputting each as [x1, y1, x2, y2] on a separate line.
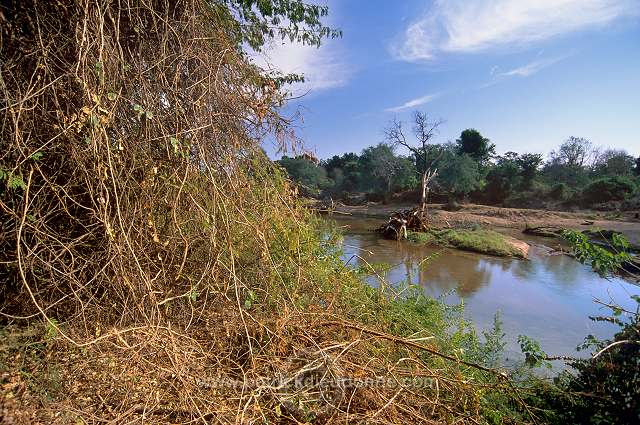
[500, 56, 565, 77]
[252, 39, 351, 94]
[392, 0, 639, 61]
[385, 94, 438, 113]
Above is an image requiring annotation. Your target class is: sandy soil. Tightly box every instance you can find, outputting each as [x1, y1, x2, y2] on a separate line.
[324, 202, 640, 246]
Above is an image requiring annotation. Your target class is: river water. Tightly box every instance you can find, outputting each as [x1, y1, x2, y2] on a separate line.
[330, 215, 640, 365]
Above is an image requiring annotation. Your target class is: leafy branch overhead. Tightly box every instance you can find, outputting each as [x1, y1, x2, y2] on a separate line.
[219, 0, 342, 51]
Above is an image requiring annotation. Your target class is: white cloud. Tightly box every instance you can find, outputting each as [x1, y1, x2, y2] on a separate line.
[393, 0, 639, 61]
[500, 56, 565, 77]
[385, 94, 438, 112]
[252, 39, 350, 94]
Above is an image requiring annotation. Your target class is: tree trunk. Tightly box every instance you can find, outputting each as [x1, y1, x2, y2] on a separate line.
[420, 171, 428, 221]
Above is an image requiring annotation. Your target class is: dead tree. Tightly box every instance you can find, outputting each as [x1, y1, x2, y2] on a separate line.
[385, 111, 444, 223]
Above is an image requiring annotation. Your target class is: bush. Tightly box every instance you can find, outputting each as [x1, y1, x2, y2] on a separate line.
[582, 176, 636, 203]
[549, 183, 572, 201]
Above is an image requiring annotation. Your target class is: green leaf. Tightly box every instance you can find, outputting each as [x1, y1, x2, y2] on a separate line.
[145, 111, 154, 120]
[107, 92, 117, 101]
[30, 152, 44, 161]
[170, 137, 180, 153]
[7, 173, 26, 190]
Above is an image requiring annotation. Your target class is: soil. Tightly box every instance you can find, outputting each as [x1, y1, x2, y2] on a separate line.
[322, 202, 640, 246]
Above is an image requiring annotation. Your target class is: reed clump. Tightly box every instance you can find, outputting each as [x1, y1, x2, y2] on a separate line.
[1, 1, 537, 423]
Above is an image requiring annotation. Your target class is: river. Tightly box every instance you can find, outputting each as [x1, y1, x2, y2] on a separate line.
[330, 215, 640, 367]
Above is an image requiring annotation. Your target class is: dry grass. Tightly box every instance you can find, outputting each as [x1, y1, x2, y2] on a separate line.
[1, 1, 538, 423]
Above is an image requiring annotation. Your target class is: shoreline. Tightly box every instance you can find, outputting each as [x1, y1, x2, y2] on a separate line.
[317, 201, 640, 246]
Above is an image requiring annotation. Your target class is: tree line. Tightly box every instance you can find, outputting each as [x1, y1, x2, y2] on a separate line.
[278, 111, 640, 208]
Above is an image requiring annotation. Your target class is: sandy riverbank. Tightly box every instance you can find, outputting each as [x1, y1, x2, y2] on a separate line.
[321, 202, 640, 246]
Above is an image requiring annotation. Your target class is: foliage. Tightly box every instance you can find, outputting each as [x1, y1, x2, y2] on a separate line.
[455, 128, 495, 164]
[518, 335, 551, 369]
[433, 145, 483, 199]
[556, 303, 640, 424]
[220, 0, 342, 51]
[484, 153, 521, 203]
[282, 131, 634, 210]
[582, 176, 637, 204]
[593, 149, 636, 176]
[277, 155, 331, 195]
[549, 136, 596, 167]
[562, 230, 632, 275]
[516, 153, 543, 190]
[0, 1, 540, 423]
[549, 182, 572, 201]
[358, 143, 416, 195]
[533, 234, 640, 424]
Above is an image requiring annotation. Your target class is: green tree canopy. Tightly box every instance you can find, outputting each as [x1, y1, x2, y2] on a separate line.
[593, 149, 636, 176]
[484, 153, 521, 203]
[278, 155, 330, 196]
[516, 153, 543, 190]
[221, 0, 342, 51]
[455, 129, 495, 164]
[549, 136, 595, 167]
[432, 144, 482, 199]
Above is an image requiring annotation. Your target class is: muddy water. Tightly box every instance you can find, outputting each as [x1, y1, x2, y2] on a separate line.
[331, 216, 640, 364]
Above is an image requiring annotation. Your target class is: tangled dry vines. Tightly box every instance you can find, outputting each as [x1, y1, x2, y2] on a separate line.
[1, 1, 536, 423]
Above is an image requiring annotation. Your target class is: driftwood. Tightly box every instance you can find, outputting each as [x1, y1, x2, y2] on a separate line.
[376, 208, 427, 240]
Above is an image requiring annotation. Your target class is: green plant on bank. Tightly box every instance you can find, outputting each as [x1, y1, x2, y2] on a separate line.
[562, 229, 633, 275]
[408, 228, 525, 258]
[520, 232, 640, 424]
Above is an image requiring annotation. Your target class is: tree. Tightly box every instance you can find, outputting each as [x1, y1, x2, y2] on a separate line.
[549, 137, 596, 168]
[484, 153, 521, 204]
[392, 156, 420, 192]
[385, 111, 444, 220]
[636, 156, 640, 176]
[582, 176, 636, 203]
[323, 152, 361, 192]
[516, 153, 543, 190]
[224, 0, 342, 51]
[359, 144, 403, 195]
[455, 129, 495, 164]
[278, 155, 331, 196]
[435, 146, 482, 199]
[593, 149, 636, 176]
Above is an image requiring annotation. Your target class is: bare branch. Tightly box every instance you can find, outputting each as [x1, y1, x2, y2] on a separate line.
[384, 118, 421, 157]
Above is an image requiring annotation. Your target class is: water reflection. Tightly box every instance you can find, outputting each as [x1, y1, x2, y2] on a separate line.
[333, 216, 640, 360]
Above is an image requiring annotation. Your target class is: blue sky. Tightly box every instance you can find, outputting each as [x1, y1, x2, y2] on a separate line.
[255, 0, 640, 160]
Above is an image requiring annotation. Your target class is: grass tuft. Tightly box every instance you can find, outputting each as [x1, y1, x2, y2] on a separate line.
[408, 228, 527, 258]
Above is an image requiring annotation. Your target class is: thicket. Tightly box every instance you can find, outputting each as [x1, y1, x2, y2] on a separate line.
[279, 135, 639, 209]
[527, 231, 640, 424]
[582, 176, 637, 204]
[0, 1, 539, 423]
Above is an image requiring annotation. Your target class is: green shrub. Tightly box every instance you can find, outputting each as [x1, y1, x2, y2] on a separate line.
[582, 176, 636, 203]
[549, 182, 572, 201]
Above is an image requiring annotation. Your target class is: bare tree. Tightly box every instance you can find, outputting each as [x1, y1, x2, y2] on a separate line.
[385, 111, 444, 221]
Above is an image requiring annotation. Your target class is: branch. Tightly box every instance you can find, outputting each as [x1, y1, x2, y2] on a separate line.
[592, 340, 638, 359]
[384, 118, 420, 157]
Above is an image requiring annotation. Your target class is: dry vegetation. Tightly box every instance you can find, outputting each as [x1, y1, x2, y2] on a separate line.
[1, 1, 537, 423]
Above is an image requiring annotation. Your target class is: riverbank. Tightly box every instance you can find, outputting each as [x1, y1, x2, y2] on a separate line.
[320, 201, 640, 246]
